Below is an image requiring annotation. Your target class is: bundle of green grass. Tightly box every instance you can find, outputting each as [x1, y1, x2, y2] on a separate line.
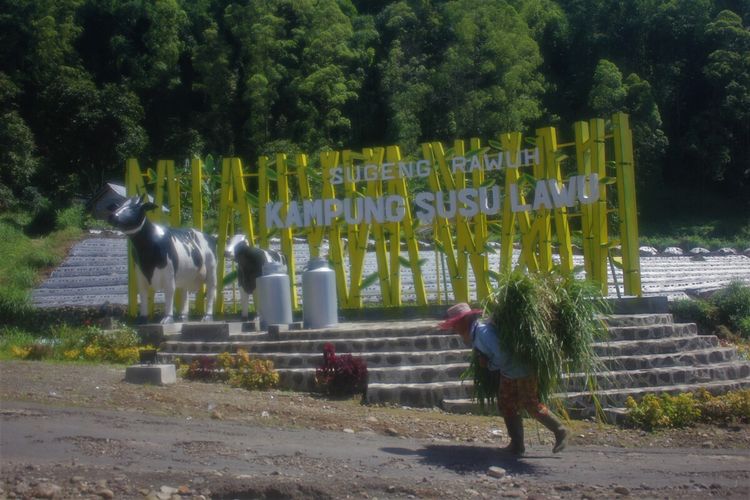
[470, 269, 611, 407]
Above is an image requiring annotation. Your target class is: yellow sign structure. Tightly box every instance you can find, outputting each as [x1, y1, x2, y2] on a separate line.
[125, 112, 641, 316]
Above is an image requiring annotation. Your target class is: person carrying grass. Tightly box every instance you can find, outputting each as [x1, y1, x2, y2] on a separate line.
[440, 302, 570, 456]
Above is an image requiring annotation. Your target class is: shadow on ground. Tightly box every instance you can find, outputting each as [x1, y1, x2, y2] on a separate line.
[382, 444, 541, 475]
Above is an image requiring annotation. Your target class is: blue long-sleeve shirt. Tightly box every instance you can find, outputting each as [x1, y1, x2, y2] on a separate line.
[470, 320, 530, 379]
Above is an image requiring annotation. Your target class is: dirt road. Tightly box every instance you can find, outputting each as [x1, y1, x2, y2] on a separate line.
[1, 361, 749, 499]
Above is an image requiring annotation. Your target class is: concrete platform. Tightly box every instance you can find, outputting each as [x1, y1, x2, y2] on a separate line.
[181, 322, 230, 341]
[124, 364, 177, 385]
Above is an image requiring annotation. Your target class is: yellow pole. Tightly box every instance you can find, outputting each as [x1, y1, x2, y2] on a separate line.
[574, 122, 595, 281]
[295, 153, 324, 258]
[421, 142, 464, 301]
[215, 158, 234, 314]
[613, 112, 642, 296]
[191, 158, 206, 315]
[539, 127, 573, 274]
[367, 148, 392, 306]
[468, 137, 491, 300]
[275, 153, 298, 308]
[320, 151, 349, 305]
[590, 118, 609, 293]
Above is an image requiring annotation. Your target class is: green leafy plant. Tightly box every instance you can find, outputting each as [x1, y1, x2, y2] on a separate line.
[459, 351, 498, 413]
[182, 356, 221, 381]
[626, 390, 750, 430]
[228, 357, 280, 390]
[178, 350, 280, 390]
[483, 269, 609, 403]
[696, 389, 750, 423]
[711, 282, 750, 339]
[670, 281, 750, 340]
[669, 298, 718, 334]
[3, 322, 144, 364]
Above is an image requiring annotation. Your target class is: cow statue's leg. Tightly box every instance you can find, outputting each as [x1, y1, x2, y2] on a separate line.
[161, 274, 176, 324]
[202, 251, 217, 322]
[176, 288, 189, 322]
[239, 288, 250, 320]
[252, 289, 262, 326]
[136, 272, 150, 324]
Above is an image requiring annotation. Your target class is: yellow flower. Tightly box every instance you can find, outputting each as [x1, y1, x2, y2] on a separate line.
[62, 349, 81, 360]
[83, 345, 102, 360]
[10, 346, 31, 359]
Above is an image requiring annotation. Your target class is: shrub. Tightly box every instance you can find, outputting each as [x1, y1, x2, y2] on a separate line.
[738, 318, 750, 341]
[626, 390, 750, 429]
[669, 299, 717, 334]
[25, 343, 54, 360]
[625, 394, 672, 430]
[228, 358, 280, 390]
[3, 322, 144, 364]
[9, 345, 32, 359]
[178, 351, 280, 390]
[182, 356, 220, 381]
[625, 393, 700, 430]
[315, 343, 368, 397]
[216, 351, 235, 371]
[669, 282, 750, 340]
[711, 282, 750, 339]
[696, 389, 750, 423]
[49, 323, 141, 363]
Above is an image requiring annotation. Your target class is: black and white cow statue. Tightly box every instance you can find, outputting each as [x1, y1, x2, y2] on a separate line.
[109, 195, 217, 324]
[224, 234, 285, 320]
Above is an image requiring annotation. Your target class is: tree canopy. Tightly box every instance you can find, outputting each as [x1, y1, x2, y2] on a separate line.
[0, 0, 747, 220]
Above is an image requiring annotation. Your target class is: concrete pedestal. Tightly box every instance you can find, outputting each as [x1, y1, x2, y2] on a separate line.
[181, 322, 229, 341]
[137, 323, 181, 345]
[125, 364, 177, 385]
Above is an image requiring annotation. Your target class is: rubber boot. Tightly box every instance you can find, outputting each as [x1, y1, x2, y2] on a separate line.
[501, 415, 525, 456]
[536, 412, 569, 453]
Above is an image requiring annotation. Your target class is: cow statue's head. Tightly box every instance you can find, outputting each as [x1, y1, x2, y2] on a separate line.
[225, 234, 249, 261]
[108, 195, 157, 234]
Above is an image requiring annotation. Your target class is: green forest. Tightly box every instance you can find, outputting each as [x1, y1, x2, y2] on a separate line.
[1, 0, 748, 232]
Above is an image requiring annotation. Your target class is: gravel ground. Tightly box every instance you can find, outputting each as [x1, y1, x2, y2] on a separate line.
[1, 360, 749, 499]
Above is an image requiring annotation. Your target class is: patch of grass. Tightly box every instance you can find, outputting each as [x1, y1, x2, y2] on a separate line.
[0, 210, 83, 327]
[0, 327, 37, 360]
[0, 322, 148, 364]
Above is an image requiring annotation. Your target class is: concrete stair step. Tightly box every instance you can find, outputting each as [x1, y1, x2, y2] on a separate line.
[157, 348, 471, 369]
[597, 346, 739, 371]
[562, 360, 750, 392]
[561, 374, 750, 418]
[442, 375, 750, 416]
[366, 380, 474, 407]
[273, 321, 444, 341]
[604, 323, 696, 341]
[602, 314, 673, 327]
[276, 362, 471, 392]
[149, 312, 746, 416]
[592, 335, 718, 357]
[160, 334, 464, 355]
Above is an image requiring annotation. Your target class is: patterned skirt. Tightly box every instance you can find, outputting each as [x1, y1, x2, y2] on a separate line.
[497, 374, 549, 418]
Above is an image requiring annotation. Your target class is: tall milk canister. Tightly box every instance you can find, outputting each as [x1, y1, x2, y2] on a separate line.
[257, 261, 293, 329]
[302, 257, 338, 329]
